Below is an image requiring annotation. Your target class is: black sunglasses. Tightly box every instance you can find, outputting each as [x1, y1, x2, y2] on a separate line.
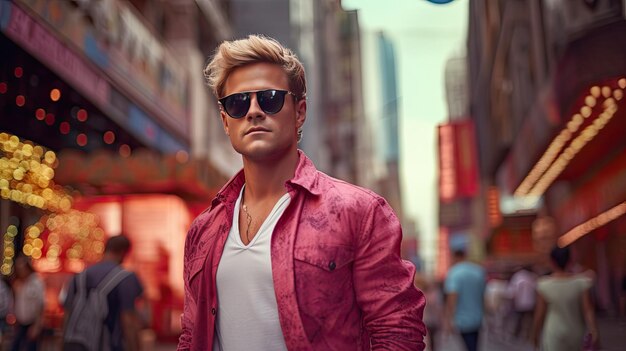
[218, 89, 297, 119]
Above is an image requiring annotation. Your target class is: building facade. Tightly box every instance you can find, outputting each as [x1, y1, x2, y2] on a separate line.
[468, 0, 626, 311]
[0, 0, 236, 341]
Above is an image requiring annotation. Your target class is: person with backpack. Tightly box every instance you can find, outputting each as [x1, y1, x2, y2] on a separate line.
[62, 235, 144, 351]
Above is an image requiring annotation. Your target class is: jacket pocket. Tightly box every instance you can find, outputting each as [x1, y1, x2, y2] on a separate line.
[294, 244, 354, 272]
[293, 244, 357, 327]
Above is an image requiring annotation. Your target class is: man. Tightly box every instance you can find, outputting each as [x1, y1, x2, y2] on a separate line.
[178, 35, 426, 351]
[11, 255, 45, 351]
[444, 248, 486, 351]
[63, 235, 144, 351]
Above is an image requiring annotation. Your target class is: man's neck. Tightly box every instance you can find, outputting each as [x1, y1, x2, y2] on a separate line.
[102, 253, 122, 265]
[242, 150, 299, 202]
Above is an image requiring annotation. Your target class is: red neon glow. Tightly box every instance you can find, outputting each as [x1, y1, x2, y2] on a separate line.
[76, 134, 88, 147]
[119, 144, 131, 157]
[14, 67, 23, 78]
[103, 131, 115, 144]
[59, 122, 70, 135]
[436, 227, 450, 281]
[439, 124, 456, 201]
[16, 95, 25, 107]
[0, 83, 7, 94]
[35, 108, 45, 120]
[45, 113, 55, 126]
[77, 109, 88, 122]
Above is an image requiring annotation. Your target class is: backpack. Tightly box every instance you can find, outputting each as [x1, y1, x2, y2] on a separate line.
[63, 266, 132, 351]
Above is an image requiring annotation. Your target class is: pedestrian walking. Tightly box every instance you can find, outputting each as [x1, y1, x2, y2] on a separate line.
[415, 275, 443, 351]
[62, 235, 144, 351]
[507, 265, 537, 342]
[10, 255, 45, 351]
[484, 272, 512, 341]
[0, 275, 13, 347]
[532, 245, 599, 351]
[444, 247, 486, 351]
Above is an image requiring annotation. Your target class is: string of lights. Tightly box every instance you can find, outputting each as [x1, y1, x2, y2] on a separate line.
[0, 132, 105, 274]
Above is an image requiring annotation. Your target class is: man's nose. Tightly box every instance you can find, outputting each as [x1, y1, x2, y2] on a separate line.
[246, 93, 265, 120]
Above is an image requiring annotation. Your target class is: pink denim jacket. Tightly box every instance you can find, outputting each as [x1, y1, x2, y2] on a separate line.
[178, 151, 426, 350]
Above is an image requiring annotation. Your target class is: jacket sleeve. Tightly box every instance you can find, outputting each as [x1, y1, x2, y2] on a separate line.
[177, 226, 198, 351]
[353, 197, 427, 351]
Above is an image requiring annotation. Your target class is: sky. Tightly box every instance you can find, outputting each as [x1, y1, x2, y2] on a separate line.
[342, 0, 468, 272]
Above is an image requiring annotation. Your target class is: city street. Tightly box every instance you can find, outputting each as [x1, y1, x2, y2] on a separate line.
[435, 315, 625, 351]
[151, 315, 626, 351]
[2, 0, 626, 350]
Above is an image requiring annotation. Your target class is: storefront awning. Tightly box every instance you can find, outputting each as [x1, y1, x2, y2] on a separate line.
[54, 149, 229, 202]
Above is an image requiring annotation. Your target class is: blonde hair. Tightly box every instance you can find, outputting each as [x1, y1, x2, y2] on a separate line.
[204, 35, 307, 100]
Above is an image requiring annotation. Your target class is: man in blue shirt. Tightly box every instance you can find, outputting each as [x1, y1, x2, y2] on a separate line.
[444, 248, 486, 351]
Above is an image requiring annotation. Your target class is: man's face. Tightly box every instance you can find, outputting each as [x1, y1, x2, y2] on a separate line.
[220, 62, 306, 161]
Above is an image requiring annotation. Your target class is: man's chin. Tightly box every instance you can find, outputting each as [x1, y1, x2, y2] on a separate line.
[238, 144, 293, 162]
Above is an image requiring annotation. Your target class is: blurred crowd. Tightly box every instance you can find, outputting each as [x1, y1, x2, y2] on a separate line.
[416, 245, 625, 351]
[0, 237, 622, 351]
[0, 236, 149, 351]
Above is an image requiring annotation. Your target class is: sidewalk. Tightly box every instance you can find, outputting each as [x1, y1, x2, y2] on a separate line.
[156, 317, 626, 351]
[596, 315, 626, 351]
[435, 314, 625, 351]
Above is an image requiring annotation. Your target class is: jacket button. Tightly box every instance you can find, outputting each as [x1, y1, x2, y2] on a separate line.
[329, 261, 336, 271]
[211, 308, 216, 315]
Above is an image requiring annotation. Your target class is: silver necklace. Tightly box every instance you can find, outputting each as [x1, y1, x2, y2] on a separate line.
[241, 202, 253, 242]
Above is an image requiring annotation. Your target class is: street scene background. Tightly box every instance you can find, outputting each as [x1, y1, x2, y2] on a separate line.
[1, 0, 626, 350]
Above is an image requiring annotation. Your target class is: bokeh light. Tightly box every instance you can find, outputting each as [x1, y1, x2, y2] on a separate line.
[77, 109, 88, 122]
[50, 88, 61, 102]
[76, 133, 87, 147]
[15, 95, 25, 107]
[103, 131, 115, 144]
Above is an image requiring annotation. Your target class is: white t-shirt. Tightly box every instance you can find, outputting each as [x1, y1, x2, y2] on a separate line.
[507, 269, 537, 311]
[214, 187, 291, 351]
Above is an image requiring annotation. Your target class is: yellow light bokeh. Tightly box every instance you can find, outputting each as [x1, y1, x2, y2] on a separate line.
[1, 133, 109, 270]
[22, 244, 33, 256]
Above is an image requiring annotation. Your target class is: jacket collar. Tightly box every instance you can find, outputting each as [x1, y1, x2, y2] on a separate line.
[212, 150, 323, 209]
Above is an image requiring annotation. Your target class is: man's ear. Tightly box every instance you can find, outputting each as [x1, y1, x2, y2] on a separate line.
[220, 110, 230, 136]
[295, 99, 306, 129]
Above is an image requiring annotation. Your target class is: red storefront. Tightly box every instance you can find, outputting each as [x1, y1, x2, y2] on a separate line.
[437, 119, 480, 278]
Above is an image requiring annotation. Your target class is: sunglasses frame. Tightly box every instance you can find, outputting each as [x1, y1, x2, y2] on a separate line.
[218, 89, 297, 119]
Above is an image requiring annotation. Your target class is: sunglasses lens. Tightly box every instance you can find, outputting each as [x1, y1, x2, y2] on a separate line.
[258, 90, 286, 114]
[224, 93, 250, 118]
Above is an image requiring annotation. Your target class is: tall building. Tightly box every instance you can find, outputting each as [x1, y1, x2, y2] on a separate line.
[468, 0, 626, 312]
[437, 51, 488, 277]
[360, 28, 416, 261]
[445, 55, 469, 121]
[376, 32, 403, 219]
